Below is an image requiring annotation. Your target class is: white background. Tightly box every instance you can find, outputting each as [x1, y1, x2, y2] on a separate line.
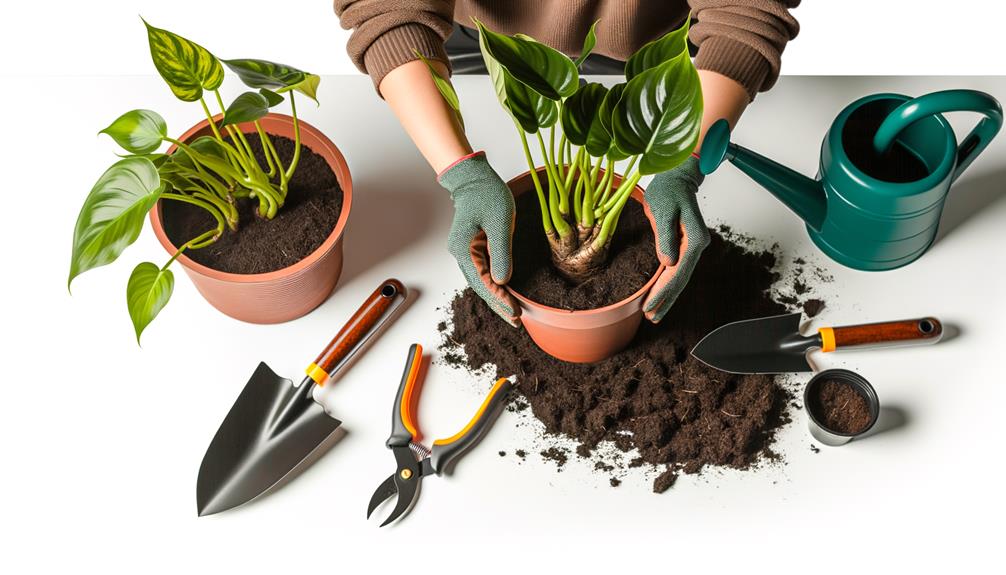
[2, 2, 1005, 574]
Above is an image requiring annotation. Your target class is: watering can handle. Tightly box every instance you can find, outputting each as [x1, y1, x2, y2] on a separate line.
[873, 89, 1003, 183]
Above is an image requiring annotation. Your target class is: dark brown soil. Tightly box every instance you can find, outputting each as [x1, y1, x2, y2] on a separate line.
[803, 298, 826, 318]
[442, 229, 792, 491]
[508, 191, 659, 310]
[162, 135, 343, 274]
[809, 380, 873, 434]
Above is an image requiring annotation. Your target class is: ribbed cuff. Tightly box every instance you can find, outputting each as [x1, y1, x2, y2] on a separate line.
[694, 36, 772, 102]
[364, 23, 450, 94]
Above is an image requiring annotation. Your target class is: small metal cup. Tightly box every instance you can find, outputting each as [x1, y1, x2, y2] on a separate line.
[804, 369, 879, 447]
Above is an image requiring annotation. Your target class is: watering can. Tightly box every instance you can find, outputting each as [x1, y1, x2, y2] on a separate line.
[699, 90, 1002, 271]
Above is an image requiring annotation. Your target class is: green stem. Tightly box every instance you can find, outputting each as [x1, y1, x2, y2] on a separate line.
[564, 146, 584, 191]
[598, 155, 639, 215]
[594, 157, 615, 208]
[582, 156, 602, 227]
[517, 127, 554, 236]
[556, 132, 567, 182]
[163, 227, 221, 269]
[283, 92, 301, 184]
[537, 131, 570, 236]
[593, 168, 643, 249]
[162, 192, 227, 239]
[199, 97, 224, 142]
[255, 121, 278, 178]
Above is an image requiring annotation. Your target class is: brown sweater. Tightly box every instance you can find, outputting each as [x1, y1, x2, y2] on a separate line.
[334, 0, 800, 100]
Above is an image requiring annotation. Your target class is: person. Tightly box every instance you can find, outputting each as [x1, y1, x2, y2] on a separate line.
[334, 1, 800, 325]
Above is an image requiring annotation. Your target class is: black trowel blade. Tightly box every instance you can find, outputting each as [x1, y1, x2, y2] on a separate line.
[196, 362, 341, 516]
[690, 312, 813, 374]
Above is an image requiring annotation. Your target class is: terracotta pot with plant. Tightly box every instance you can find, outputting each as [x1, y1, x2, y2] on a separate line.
[68, 20, 351, 342]
[424, 19, 703, 362]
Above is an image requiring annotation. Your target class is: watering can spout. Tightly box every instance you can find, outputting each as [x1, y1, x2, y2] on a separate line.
[699, 120, 827, 231]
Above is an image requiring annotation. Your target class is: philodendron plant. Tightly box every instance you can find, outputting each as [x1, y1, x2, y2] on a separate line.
[424, 19, 702, 282]
[68, 20, 320, 342]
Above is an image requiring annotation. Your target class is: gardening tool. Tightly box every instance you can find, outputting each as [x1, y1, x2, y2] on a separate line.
[691, 313, 943, 374]
[197, 279, 407, 516]
[804, 369, 880, 447]
[367, 343, 512, 527]
[699, 89, 1002, 270]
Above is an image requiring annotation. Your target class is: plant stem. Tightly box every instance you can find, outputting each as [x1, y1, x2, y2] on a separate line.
[283, 92, 301, 185]
[593, 168, 642, 249]
[199, 97, 224, 142]
[598, 155, 639, 215]
[255, 121, 278, 178]
[517, 127, 554, 236]
[162, 192, 227, 239]
[163, 227, 220, 269]
[536, 131, 570, 237]
[564, 146, 584, 191]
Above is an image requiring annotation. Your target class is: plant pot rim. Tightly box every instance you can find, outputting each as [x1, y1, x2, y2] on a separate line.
[149, 113, 352, 284]
[503, 166, 664, 316]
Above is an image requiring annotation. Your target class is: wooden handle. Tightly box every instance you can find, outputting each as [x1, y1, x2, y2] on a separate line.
[304, 279, 407, 385]
[819, 317, 942, 352]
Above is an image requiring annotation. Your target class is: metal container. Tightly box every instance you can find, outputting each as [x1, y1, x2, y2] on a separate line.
[804, 369, 879, 446]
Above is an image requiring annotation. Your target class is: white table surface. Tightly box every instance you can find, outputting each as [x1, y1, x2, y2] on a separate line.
[3, 75, 1004, 573]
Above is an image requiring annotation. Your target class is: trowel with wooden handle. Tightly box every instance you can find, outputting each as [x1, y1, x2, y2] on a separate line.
[196, 279, 407, 516]
[691, 313, 943, 374]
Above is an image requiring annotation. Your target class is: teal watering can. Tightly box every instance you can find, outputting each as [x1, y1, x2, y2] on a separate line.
[700, 90, 1003, 271]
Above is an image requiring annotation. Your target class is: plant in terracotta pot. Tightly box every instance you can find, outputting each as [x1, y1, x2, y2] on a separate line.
[425, 20, 703, 362]
[68, 20, 351, 342]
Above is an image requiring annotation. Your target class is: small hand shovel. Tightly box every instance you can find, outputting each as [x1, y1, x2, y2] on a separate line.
[691, 313, 943, 374]
[197, 279, 407, 516]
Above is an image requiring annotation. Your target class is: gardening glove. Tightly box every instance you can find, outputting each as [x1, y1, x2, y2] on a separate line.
[437, 152, 520, 325]
[642, 156, 711, 323]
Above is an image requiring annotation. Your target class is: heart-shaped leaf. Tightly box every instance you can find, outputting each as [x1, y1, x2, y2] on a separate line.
[100, 110, 166, 154]
[561, 82, 608, 146]
[575, 21, 599, 68]
[585, 83, 627, 159]
[143, 19, 224, 102]
[612, 53, 703, 175]
[475, 20, 578, 101]
[624, 19, 691, 81]
[479, 29, 557, 133]
[222, 92, 270, 127]
[127, 262, 174, 344]
[223, 59, 320, 103]
[259, 88, 284, 107]
[68, 158, 164, 288]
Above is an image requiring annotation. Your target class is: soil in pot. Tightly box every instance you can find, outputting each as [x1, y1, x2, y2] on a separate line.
[808, 380, 872, 434]
[441, 228, 796, 492]
[162, 135, 344, 274]
[508, 190, 659, 310]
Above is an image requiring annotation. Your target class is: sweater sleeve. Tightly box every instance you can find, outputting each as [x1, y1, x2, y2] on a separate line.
[334, 0, 456, 90]
[688, 0, 801, 100]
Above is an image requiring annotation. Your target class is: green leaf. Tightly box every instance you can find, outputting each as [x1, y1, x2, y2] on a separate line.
[574, 21, 599, 68]
[223, 59, 320, 103]
[127, 262, 174, 344]
[561, 82, 608, 146]
[221, 91, 270, 127]
[68, 158, 164, 289]
[259, 88, 284, 107]
[118, 152, 170, 168]
[474, 20, 578, 101]
[415, 51, 461, 113]
[100, 110, 166, 155]
[585, 83, 625, 158]
[612, 53, 703, 175]
[143, 19, 224, 102]
[478, 28, 556, 133]
[624, 19, 691, 81]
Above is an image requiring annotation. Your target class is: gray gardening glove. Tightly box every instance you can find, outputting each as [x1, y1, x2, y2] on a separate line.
[642, 156, 711, 323]
[437, 152, 520, 325]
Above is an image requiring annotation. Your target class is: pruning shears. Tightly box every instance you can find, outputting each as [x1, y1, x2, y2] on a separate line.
[366, 343, 512, 527]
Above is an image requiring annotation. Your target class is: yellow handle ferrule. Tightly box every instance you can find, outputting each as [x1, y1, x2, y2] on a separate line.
[819, 327, 836, 353]
[305, 362, 329, 386]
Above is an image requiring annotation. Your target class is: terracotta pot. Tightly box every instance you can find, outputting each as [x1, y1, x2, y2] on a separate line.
[149, 113, 352, 324]
[505, 167, 678, 363]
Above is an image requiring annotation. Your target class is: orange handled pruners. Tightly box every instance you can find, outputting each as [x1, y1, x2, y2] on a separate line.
[366, 343, 512, 527]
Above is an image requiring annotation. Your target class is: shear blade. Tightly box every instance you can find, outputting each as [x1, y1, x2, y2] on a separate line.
[367, 474, 397, 519]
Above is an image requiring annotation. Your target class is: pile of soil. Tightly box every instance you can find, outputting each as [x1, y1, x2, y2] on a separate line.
[442, 220, 797, 492]
[162, 135, 343, 274]
[508, 192, 659, 310]
[808, 380, 872, 434]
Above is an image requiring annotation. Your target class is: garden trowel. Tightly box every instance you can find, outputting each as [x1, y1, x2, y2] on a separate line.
[691, 313, 943, 374]
[197, 279, 407, 516]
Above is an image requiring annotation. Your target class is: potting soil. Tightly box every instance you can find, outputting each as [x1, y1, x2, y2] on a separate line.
[809, 380, 872, 434]
[162, 135, 344, 274]
[441, 223, 820, 492]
